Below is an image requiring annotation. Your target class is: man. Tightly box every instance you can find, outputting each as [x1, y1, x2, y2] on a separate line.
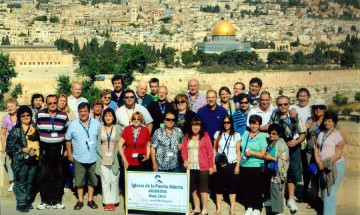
[116, 90, 153, 133]
[246, 91, 277, 133]
[247, 77, 262, 106]
[233, 82, 245, 97]
[147, 86, 175, 135]
[111, 75, 125, 107]
[232, 93, 251, 136]
[67, 82, 88, 118]
[65, 102, 101, 210]
[196, 90, 227, 143]
[135, 80, 154, 108]
[269, 96, 307, 214]
[30, 93, 44, 121]
[36, 95, 69, 210]
[149, 78, 160, 101]
[187, 79, 207, 113]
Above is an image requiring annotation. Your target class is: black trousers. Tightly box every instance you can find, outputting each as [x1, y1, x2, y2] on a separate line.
[39, 147, 64, 204]
[240, 166, 263, 211]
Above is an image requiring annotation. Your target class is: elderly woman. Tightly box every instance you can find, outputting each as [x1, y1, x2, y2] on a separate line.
[151, 110, 184, 172]
[6, 106, 40, 212]
[263, 123, 289, 215]
[314, 111, 345, 215]
[96, 108, 122, 211]
[217, 86, 236, 116]
[240, 114, 267, 215]
[1, 98, 18, 192]
[174, 94, 196, 134]
[91, 99, 104, 123]
[181, 117, 214, 215]
[100, 89, 118, 111]
[118, 112, 150, 171]
[213, 115, 240, 215]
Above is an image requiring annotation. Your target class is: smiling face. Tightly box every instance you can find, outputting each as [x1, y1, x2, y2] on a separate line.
[176, 98, 187, 112]
[157, 86, 167, 101]
[233, 83, 244, 96]
[277, 97, 290, 115]
[164, 112, 176, 129]
[297, 91, 309, 107]
[124, 92, 136, 107]
[58, 96, 67, 110]
[78, 106, 90, 122]
[101, 93, 112, 106]
[191, 123, 201, 134]
[206, 91, 217, 107]
[249, 82, 261, 97]
[112, 79, 123, 92]
[313, 105, 326, 118]
[324, 118, 335, 131]
[46, 96, 58, 112]
[6, 102, 17, 115]
[259, 93, 271, 110]
[250, 121, 260, 133]
[71, 83, 82, 99]
[188, 79, 199, 95]
[222, 117, 232, 131]
[268, 130, 279, 142]
[33, 97, 43, 109]
[20, 111, 31, 125]
[239, 97, 250, 112]
[220, 90, 230, 103]
[104, 112, 114, 126]
[93, 104, 103, 115]
[136, 82, 147, 99]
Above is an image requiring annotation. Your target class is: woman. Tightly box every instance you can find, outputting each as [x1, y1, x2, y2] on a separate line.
[1, 98, 18, 192]
[181, 117, 214, 215]
[6, 106, 40, 212]
[263, 123, 289, 215]
[118, 111, 150, 171]
[91, 99, 104, 123]
[95, 108, 122, 211]
[213, 115, 240, 215]
[151, 110, 184, 172]
[314, 111, 345, 215]
[100, 89, 118, 111]
[30, 93, 44, 120]
[240, 114, 267, 215]
[58, 93, 76, 121]
[174, 94, 196, 134]
[217, 87, 236, 116]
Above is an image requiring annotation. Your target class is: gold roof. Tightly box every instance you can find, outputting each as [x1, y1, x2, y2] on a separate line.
[212, 20, 235, 36]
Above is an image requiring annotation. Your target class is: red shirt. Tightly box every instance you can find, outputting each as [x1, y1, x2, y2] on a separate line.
[121, 125, 150, 166]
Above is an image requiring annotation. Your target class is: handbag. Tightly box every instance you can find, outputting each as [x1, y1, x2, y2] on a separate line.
[215, 133, 231, 168]
[307, 163, 318, 175]
[268, 158, 278, 172]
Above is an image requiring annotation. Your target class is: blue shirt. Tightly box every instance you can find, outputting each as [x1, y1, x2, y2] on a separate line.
[65, 118, 101, 164]
[233, 110, 248, 136]
[108, 101, 118, 111]
[196, 105, 228, 143]
[240, 131, 267, 167]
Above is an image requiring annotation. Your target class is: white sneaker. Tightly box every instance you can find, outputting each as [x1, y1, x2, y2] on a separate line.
[52, 203, 65, 209]
[245, 208, 253, 215]
[252, 209, 261, 215]
[287, 199, 298, 213]
[37, 202, 50, 210]
[8, 183, 14, 192]
[283, 198, 286, 206]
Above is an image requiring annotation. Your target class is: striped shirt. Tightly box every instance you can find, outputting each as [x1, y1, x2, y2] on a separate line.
[232, 110, 249, 136]
[35, 109, 69, 146]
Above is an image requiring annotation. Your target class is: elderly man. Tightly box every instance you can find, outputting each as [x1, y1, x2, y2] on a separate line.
[247, 77, 263, 106]
[149, 78, 160, 101]
[68, 82, 88, 118]
[135, 80, 154, 108]
[116, 90, 153, 133]
[269, 96, 307, 214]
[111, 75, 125, 107]
[246, 91, 276, 133]
[187, 79, 207, 113]
[65, 102, 101, 210]
[196, 90, 227, 143]
[36, 95, 69, 210]
[147, 86, 175, 135]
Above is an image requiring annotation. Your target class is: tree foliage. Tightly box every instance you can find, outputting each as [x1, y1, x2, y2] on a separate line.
[54, 38, 73, 53]
[0, 53, 16, 105]
[1, 36, 10, 45]
[10, 83, 22, 99]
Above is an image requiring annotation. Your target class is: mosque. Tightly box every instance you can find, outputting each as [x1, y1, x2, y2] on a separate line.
[197, 20, 251, 53]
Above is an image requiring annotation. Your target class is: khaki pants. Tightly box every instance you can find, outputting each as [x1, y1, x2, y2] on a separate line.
[100, 165, 120, 204]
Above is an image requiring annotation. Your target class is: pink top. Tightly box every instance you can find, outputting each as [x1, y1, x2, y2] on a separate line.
[181, 132, 214, 171]
[317, 130, 344, 163]
[1, 114, 17, 135]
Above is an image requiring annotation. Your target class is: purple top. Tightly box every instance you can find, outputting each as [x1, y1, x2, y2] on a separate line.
[187, 92, 207, 113]
[1, 114, 17, 135]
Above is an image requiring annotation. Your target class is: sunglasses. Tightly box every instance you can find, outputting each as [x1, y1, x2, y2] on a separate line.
[165, 118, 176, 122]
[132, 118, 141, 121]
[312, 105, 326, 110]
[240, 101, 249, 105]
[103, 97, 111, 99]
[175, 100, 186, 104]
[125, 96, 135, 99]
[278, 103, 289, 107]
[47, 102, 58, 105]
[223, 121, 231, 125]
[21, 114, 30, 118]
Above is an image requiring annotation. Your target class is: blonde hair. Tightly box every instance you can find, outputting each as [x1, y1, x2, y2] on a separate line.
[5, 98, 18, 107]
[131, 111, 144, 124]
[92, 99, 104, 109]
[58, 94, 70, 114]
[100, 89, 112, 99]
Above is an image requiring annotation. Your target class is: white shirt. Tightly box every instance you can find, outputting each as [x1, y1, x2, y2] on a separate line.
[115, 104, 153, 128]
[214, 131, 241, 163]
[67, 96, 88, 118]
[246, 105, 277, 126]
[290, 104, 311, 125]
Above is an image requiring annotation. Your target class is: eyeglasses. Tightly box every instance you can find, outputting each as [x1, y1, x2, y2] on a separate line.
[278, 103, 289, 107]
[175, 100, 186, 104]
[165, 118, 176, 122]
[47, 102, 58, 105]
[132, 118, 141, 121]
[240, 101, 249, 105]
[21, 114, 30, 118]
[103, 97, 111, 100]
[223, 121, 231, 125]
[268, 132, 278, 135]
[125, 96, 135, 99]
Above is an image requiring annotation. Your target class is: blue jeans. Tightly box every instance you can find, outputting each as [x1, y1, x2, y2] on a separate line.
[321, 159, 345, 215]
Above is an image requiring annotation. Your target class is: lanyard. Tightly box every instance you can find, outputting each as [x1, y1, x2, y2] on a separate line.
[165, 128, 174, 149]
[159, 102, 166, 115]
[320, 128, 335, 152]
[132, 126, 141, 150]
[125, 104, 135, 124]
[222, 133, 231, 155]
[79, 118, 91, 139]
[23, 124, 31, 136]
[266, 138, 278, 152]
[93, 113, 102, 122]
[316, 121, 321, 135]
[106, 125, 113, 151]
[244, 131, 259, 151]
[177, 111, 186, 124]
[188, 93, 199, 107]
[49, 111, 58, 132]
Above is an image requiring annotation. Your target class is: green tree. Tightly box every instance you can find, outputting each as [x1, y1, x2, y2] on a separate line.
[293, 51, 307, 65]
[355, 92, 360, 102]
[73, 38, 80, 56]
[341, 52, 356, 67]
[338, 26, 342, 33]
[89, 38, 99, 57]
[56, 75, 71, 95]
[333, 93, 348, 106]
[49, 16, 60, 23]
[218, 51, 236, 66]
[33, 15, 48, 22]
[164, 47, 175, 67]
[0, 53, 16, 105]
[230, 12, 234, 18]
[351, 25, 356, 31]
[181, 50, 195, 66]
[267, 51, 293, 65]
[225, 4, 230, 10]
[286, 32, 293, 37]
[1, 35, 10, 45]
[203, 36, 208, 42]
[99, 40, 117, 61]
[54, 38, 73, 52]
[10, 83, 22, 99]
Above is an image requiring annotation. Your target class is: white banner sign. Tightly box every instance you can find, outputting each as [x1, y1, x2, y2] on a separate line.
[126, 171, 189, 213]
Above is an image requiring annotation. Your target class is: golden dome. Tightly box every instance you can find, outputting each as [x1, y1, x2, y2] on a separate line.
[212, 20, 236, 36]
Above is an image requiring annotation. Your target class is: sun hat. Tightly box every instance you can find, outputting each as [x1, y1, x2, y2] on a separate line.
[311, 99, 326, 107]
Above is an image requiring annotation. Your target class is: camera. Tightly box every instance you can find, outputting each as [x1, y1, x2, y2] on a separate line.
[241, 148, 249, 161]
[137, 154, 145, 163]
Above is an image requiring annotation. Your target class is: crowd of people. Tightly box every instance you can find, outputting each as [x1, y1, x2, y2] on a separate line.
[1, 76, 346, 215]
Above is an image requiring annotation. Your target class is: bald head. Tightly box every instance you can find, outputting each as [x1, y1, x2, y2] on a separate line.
[71, 82, 83, 99]
[157, 86, 168, 101]
[188, 79, 200, 95]
[136, 80, 148, 99]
